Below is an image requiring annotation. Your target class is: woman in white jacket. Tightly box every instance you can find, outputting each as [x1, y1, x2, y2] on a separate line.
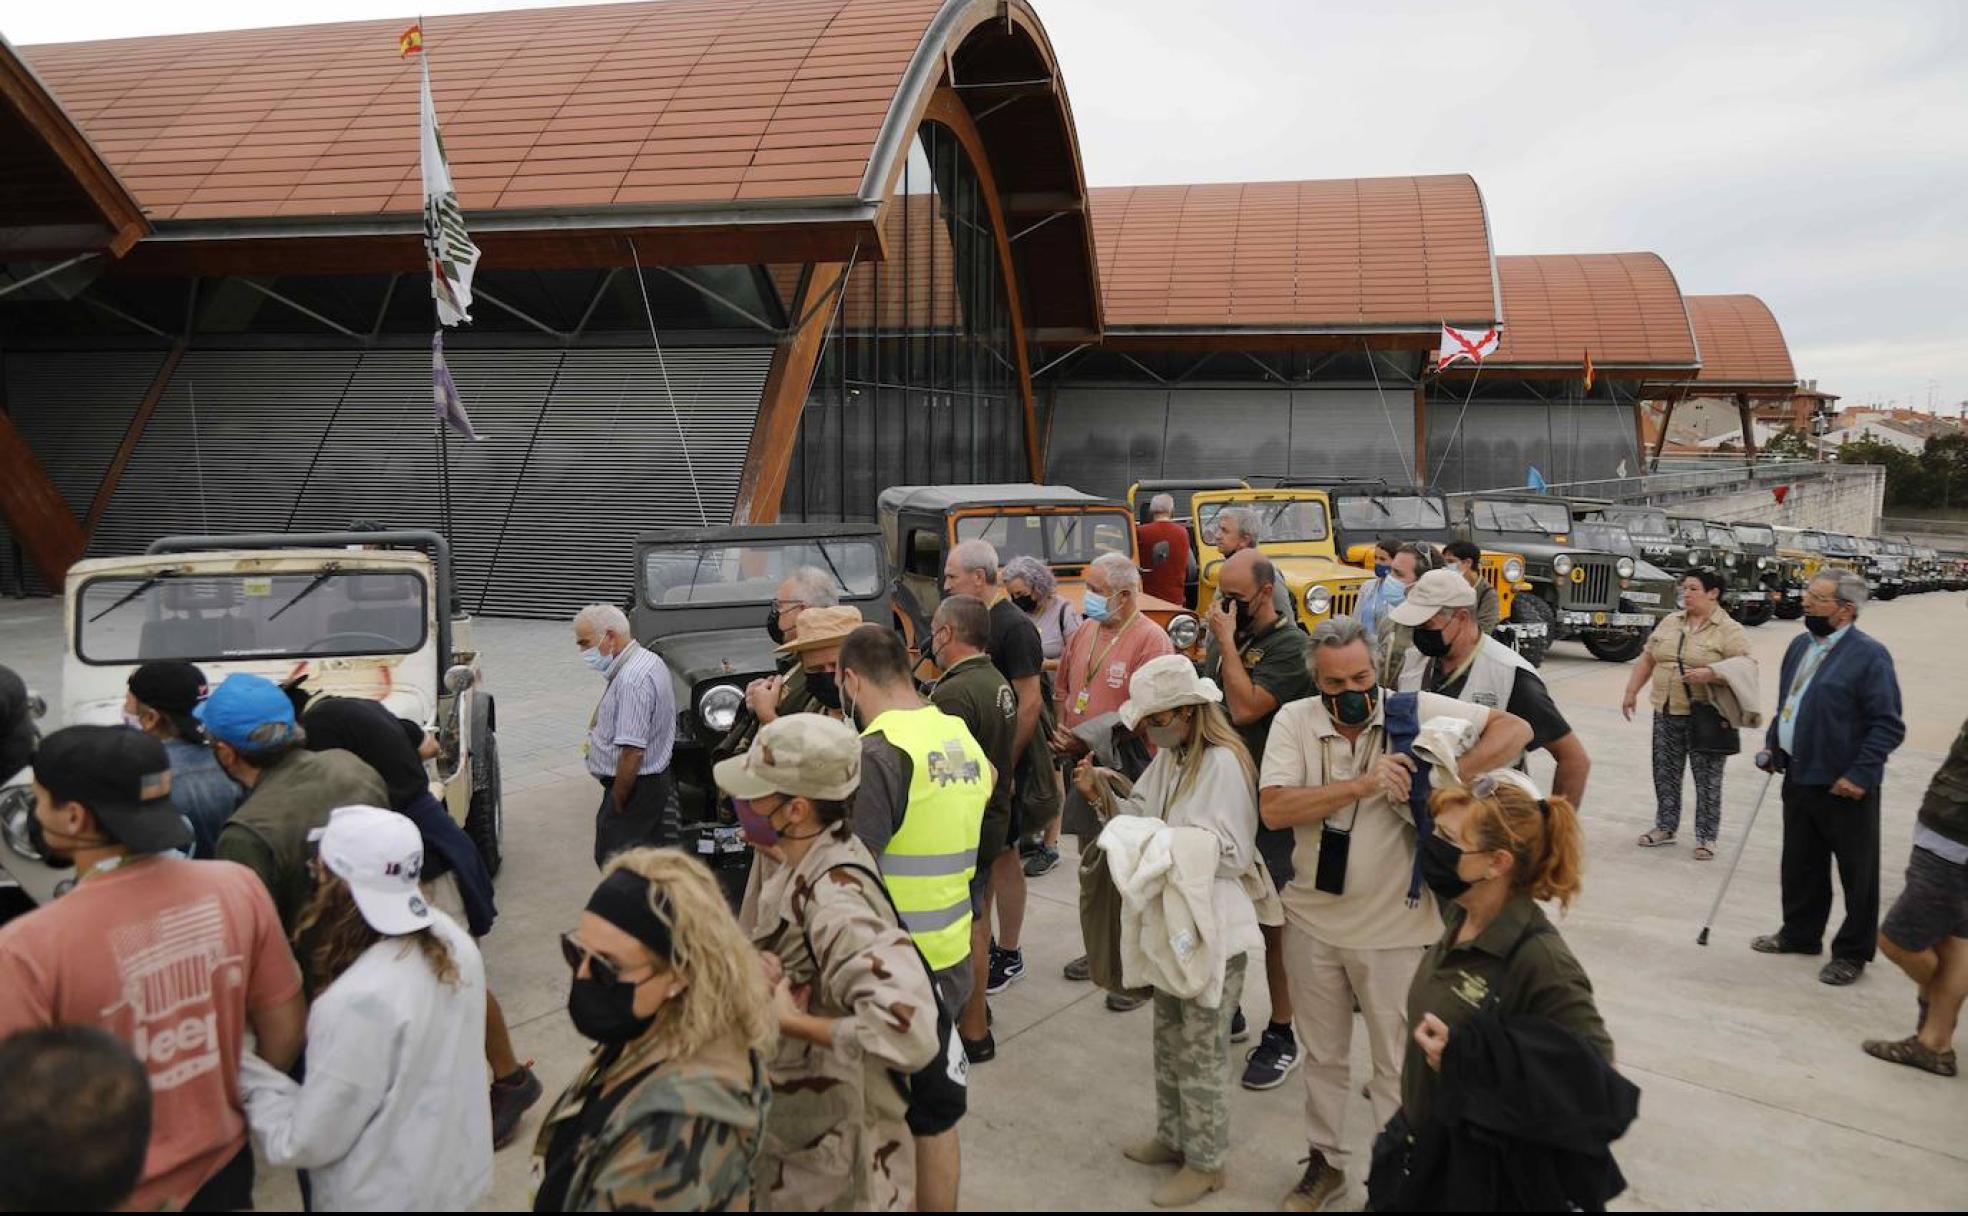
[1073, 655, 1265, 1208]
[240, 805, 492, 1211]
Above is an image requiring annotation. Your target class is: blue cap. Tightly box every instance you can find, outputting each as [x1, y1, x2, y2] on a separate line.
[195, 673, 300, 750]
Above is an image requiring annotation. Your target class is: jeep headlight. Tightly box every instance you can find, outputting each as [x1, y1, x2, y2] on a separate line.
[1553, 554, 1575, 577]
[1305, 584, 1332, 616]
[1615, 557, 1635, 579]
[1757, 556, 1770, 569]
[2, 789, 45, 864]
[1166, 614, 1202, 650]
[696, 684, 744, 733]
[1500, 558, 1523, 583]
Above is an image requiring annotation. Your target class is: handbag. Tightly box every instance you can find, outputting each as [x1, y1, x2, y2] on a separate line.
[1076, 771, 1153, 998]
[1678, 633, 1740, 756]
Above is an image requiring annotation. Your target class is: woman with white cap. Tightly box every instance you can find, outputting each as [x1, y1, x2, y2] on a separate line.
[238, 804, 492, 1211]
[1072, 655, 1267, 1208]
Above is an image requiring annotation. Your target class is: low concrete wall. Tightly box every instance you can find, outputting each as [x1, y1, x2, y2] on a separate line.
[1634, 464, 1884, 534]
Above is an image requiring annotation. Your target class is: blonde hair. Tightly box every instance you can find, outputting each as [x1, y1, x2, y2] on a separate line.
[294, 875, 458, 991]
[1169, 700, 1256, 803]
[601, 848, 776, 1058]
[1428, 783, 1585, 911]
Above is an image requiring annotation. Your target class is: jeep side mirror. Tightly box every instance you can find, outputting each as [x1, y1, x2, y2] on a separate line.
[443, 665, 476, 694]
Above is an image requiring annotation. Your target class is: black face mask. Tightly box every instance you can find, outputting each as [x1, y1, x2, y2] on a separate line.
[808, 670, 841, 710]
[24, 810, 72, 870]
[1221, 593, 1255, 634]
[1322, 686, 1378, 726]
[1418, 834, 1475, 900]
[1412, 626, 1451, 659]
[567, 975, 656, 1044]
[765, 605, 787, 645]
[1803, 613, 1837, 639]
[1011, 593, 1039, 614]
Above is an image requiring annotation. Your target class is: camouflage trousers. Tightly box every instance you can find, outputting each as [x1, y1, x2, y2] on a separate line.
[1151, 952, 1248, 1172]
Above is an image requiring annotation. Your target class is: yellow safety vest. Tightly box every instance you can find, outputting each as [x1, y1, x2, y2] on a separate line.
[861, 705, 989, 971]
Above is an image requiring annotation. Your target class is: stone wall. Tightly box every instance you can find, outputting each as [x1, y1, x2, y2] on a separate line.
[1637, 464, 1884, 534]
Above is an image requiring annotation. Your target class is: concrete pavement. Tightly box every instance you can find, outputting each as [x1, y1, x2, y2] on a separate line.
[3, 592, 1966, 1210]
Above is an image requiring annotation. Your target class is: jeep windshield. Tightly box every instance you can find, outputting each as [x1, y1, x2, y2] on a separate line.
[1469, 500, 1570, 536]
[1822, 533, 1860, 557]
[77, 569, 428, 664]
[1706, 526, 1738, 549]
[1733, 523, 1777, 549]
[1573, 523, 1639, 558]
[953, 509, 1134, 567]
[1606, 509, 1671, 541]
[643, 538, 883, 606]
[1198, 498, 1331, 545]
[1670, 518, 1709, 544]
[1333, 493, 1448, 534]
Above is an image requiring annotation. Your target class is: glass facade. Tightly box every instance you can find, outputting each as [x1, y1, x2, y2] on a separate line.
[780, 120, 1027, 521]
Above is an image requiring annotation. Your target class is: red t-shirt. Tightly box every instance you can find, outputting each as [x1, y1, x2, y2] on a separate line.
[0, 856, 302, 1211]
[1056, 613, 1177, 731]
[1136, 520, 1192, 607]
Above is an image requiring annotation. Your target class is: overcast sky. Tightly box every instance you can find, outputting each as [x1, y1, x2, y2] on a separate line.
[11, 0, 1964, 411]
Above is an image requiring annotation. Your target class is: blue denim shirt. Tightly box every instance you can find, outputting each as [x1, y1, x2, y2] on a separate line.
[165, 736, 244, 859]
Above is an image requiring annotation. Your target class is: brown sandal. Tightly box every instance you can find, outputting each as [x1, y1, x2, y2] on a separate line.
[1638, 829, 1677, 848]
[1862, 1035, 1958, 1077]
[1693, 845, 1715, 861]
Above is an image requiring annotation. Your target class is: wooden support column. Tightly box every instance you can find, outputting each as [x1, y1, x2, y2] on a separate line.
[86, 340, 186, 535]
[1649, 395, 1677, 471]
[0, 414, 87, 587]
[732, 262, 849, 524]
[1737, 392, 1759, 462]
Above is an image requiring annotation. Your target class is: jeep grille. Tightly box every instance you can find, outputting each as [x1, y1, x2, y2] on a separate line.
[1328, 585, 1360, 619]
[1561, 559, 1618, 611]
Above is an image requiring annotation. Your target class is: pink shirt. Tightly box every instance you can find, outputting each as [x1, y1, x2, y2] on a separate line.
[1056, 613, 1176, 730]
[0, 857, 302, 1211]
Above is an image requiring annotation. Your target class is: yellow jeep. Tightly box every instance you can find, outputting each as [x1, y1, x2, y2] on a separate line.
[1189, 488, 1374, 628]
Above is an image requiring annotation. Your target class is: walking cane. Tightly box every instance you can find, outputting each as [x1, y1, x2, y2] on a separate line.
[1697, 764, 1778, 946]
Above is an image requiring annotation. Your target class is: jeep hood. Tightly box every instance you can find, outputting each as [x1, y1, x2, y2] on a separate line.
[648, 628, 782, 687]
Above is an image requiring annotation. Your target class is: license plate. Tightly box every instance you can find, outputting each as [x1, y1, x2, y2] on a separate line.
[1507, 622, 1549, 638]
[1625, 591, 1661, 605]
[1786, 588, 1802, 598]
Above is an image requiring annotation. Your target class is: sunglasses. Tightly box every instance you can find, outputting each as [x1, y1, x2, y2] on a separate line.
[560, 931, 651, 988]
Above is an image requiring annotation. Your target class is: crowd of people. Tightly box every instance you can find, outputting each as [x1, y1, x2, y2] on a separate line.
[0, 520, 1961, 1212]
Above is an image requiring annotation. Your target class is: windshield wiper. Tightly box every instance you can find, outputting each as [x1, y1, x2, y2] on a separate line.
[268, 562, 341, 622]
[813, 542, 848, 598]
[1368, 495, 1393, 517]
[88, 570, 184, 622]
[1054, 513, 1083, 560]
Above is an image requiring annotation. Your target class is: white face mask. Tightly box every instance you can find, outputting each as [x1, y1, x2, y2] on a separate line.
[581, 642, 613, 673]
[122, 711, 148, 732]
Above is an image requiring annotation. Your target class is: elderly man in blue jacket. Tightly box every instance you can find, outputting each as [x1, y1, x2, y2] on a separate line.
[1753, 570, 1905, 986]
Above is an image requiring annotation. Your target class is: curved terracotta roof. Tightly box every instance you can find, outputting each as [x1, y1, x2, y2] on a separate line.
[1486, 252, 1697, 373]
[1088, 175, 1498, 332]
[20, 0, 957, 222]
[1683, 294, 1795, 391]
[1, 34, 146, 257]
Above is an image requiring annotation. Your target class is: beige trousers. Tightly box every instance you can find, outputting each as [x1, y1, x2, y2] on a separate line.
[1280, 924, 1427, 1171]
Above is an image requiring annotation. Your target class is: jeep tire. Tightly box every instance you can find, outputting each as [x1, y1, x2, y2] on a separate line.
[465, 730, 504, 879]
[1583, 629, 1645, 663]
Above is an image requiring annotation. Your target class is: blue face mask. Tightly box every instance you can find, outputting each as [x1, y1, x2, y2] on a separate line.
[1374, 563, 1392, 579]
[1083, 590, 1111, 622]
[581, 645, 613, 674]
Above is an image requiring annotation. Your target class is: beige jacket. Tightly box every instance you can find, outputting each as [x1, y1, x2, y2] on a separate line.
[1709, 655, 1765, 730]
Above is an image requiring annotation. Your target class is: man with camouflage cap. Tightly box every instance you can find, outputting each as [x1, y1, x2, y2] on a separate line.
[721, 714, 943, 1212]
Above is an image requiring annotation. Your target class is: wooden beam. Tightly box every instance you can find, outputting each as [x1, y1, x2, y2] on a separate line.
[0, 412, 87, 587]
[1737, 392, 1759, 463]
[1650, 394, 1678, 471]
[731, 261, 848, 524]
[85, 340, 186, 536]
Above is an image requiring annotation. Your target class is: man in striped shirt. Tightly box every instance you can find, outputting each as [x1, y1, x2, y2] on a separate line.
[573, 603, 679, 866]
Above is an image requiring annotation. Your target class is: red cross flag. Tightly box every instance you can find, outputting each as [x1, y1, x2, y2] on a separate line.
[1436, 323, 1500, 370]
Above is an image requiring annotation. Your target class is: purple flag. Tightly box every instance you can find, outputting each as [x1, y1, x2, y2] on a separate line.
[432, 331, 480, 440]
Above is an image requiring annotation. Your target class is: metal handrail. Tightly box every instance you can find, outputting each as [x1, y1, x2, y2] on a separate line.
[1464, 460, 1847, 503]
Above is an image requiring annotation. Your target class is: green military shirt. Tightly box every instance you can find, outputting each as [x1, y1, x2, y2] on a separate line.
[1917, 715, 1968, 847]
[1199, 614, 1312, 768]
[1401, 897, 1613, 1129]
[930, 653, 1018, 869]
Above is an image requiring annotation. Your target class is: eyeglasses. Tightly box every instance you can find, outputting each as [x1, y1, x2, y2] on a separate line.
[560, 931, 654, 987]
[1470, 770, 1542, 801]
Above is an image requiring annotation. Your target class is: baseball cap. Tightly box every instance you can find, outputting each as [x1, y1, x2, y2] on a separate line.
[1389, 568, 1477, 628]
[32, 725, 192, 854]
[310, 805, 431, 935]
[713, 713, 862, 801]
[195, 673, 300, 750]
[128, 661, 209, 740]
[1119, 654, 1224, 731]
[774, 605, 865, 655]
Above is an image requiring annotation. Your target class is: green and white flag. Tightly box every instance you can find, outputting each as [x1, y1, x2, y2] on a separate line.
[415, 45, 478, 326]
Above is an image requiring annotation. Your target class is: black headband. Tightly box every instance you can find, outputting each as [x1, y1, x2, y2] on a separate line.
[585, 869, 674, 962]
[1537, 799, 1552, 820]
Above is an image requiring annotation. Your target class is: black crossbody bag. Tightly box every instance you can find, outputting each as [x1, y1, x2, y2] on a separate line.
[1677, 633, 1740, 755]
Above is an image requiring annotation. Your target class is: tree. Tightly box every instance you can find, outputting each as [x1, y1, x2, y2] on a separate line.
[1836, 431, 1968, 509]
[1836, 438, 1925, 507]
[1762, 426, 1816, 460]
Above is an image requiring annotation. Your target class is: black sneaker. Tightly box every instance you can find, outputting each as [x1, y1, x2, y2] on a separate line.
[1241, 1025, 1302, 1091]
[1230, 1007, 1251, 1044]
[490, 1063, 544, 1150]
[987, 945, 1025, 994]
[963, 1031, 996, 1063]
[1024, 844, 1061, 877]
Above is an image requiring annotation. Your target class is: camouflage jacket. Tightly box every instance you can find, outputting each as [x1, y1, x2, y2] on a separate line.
[530, 1034, 768, 1212]
[749, 826, 939, 1212]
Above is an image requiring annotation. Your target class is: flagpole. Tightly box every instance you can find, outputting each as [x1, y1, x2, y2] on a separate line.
[426, 46, 454, 547]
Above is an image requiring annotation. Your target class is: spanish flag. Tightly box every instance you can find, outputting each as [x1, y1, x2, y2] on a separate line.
[400, 23, 424, 57]
[1582, 347, 1595, 394]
